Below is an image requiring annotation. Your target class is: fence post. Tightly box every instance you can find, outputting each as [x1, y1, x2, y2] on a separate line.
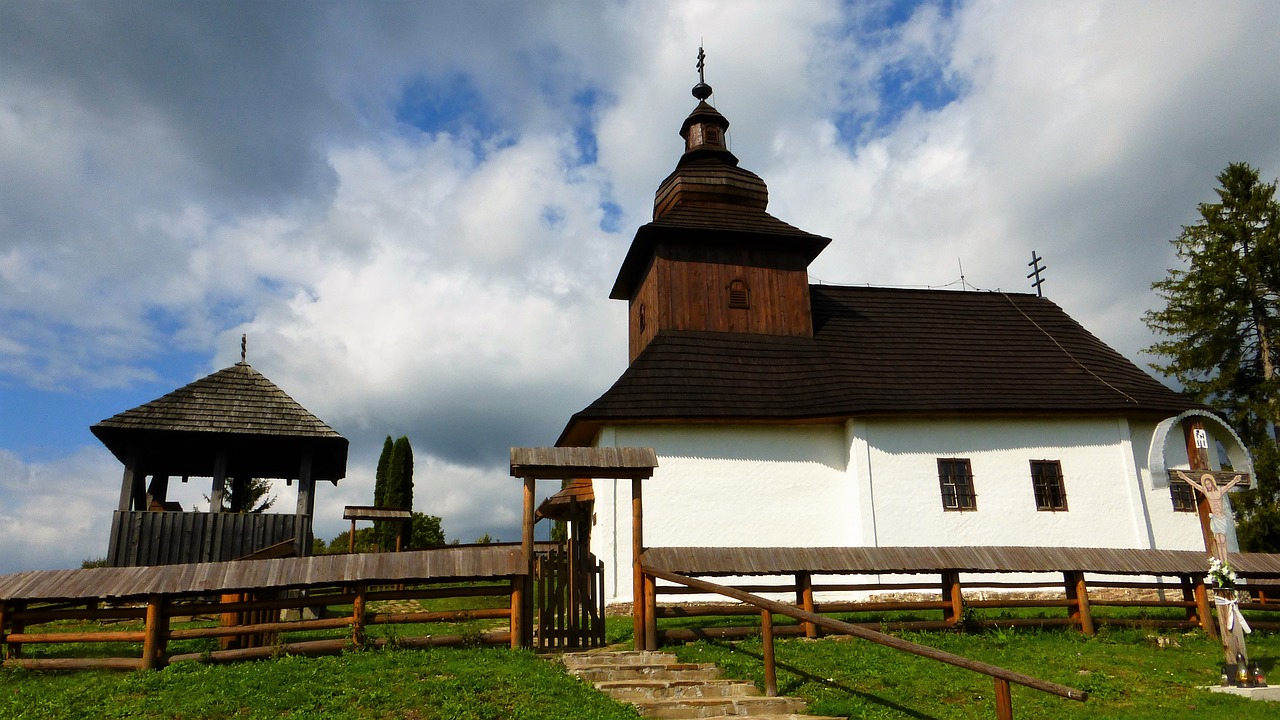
[796, 572, 817, 638]
[994, 677, 1013, 720]
[351, 583, 367, 648]
[510, 576, 523, 649]
[631, 478, 645, 652]
[761, 609, 777, 697]
[1193, 576, 1217, 638]
[142, 595, 168, 670]
[1064, 571, 1094, 636]
[644, 573, 658, 651]
[942, 571, 963, 627]
[5, 602, 23, 660]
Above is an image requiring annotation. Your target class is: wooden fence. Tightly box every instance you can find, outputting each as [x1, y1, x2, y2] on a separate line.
[635, 546, 1280, 647]
[0, 542, 612, 670]
[0, 581, 516, 671]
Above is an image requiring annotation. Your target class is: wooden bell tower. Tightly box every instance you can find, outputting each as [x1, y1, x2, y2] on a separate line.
[609, 48, 832, 362]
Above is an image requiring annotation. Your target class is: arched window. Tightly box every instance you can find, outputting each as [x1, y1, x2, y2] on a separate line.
[727, 279, 749, 309]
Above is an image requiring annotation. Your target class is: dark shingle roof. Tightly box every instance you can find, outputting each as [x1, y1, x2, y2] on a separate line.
[91, 363, 348, 480]
[94, 363, 342, 437]
[559, 285, 1192, 445]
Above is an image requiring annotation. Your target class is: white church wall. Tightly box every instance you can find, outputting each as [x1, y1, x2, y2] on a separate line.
[588, 416, 1215, 604]
[865, 417, 1160, 548]
[1128, 420, 1207, 553]
[591, 423, 850, 603]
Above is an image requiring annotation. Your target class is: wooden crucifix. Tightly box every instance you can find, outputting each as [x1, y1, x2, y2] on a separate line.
[1178, 419, 1252, 675]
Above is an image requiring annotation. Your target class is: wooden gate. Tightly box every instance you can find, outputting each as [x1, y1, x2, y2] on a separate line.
[535, 545, 605, 649]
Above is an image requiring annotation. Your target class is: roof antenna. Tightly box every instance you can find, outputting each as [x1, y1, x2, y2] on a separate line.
[1027, 250, 1047, 297]
[240, 333, 247, 364]
[693, 43, 712, 100]
[958, 258, 969, 291]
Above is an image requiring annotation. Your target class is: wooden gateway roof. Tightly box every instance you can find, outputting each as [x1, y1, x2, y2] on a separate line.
[559, 285, 1193, 445]
[91, 362, 349, 480]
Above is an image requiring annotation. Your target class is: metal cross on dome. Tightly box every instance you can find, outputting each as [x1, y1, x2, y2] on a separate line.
[692, 45, 713, 100]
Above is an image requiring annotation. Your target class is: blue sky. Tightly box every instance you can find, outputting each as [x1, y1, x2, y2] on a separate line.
[3, 1, 1280, 573]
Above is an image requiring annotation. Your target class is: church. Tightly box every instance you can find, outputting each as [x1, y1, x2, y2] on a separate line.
[555, 68, 1252, 603]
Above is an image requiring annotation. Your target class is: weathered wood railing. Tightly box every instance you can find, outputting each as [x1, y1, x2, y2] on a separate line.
[636, 547, 1280, 646]
[646, 567, 1087, 720]
[647, 573, 1280, 642]
[1, 581, 516, 671]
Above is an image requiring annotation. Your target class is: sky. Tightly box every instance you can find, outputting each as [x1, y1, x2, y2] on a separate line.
[3, 1, 1280, 574]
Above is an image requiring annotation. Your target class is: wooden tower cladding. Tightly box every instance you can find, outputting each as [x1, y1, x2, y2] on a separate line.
[609, 84, 831, 362]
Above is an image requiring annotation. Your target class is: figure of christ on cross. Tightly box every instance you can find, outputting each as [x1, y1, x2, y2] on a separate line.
[1175, 469, 1250, 671]
[1175, 470, 1243, 558]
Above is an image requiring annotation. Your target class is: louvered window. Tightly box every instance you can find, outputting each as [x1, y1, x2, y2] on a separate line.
[727, 279, 749, 309]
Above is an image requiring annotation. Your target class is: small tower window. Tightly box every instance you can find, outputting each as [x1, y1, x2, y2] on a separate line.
[705, 126, 719, 146]
[637, 303, 646, 332]
[727, 279, 749, 309]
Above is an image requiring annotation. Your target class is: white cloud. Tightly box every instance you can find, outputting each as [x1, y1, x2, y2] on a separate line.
[3, 1, 1280, 574]
[0, 448, 120, 573]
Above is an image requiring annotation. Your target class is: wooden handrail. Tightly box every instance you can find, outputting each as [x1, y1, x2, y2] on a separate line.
[643, 566, 1088, 715]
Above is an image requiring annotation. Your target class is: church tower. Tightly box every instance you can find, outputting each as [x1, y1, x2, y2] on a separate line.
[610, 49, 832, 362]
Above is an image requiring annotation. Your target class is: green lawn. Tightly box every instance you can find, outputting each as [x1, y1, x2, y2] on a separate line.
[4, 611, 1280, 719]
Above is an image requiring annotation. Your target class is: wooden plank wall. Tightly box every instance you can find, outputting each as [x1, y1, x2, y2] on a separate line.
[629, 254, 812, 361]
[107, 511, 307, 567]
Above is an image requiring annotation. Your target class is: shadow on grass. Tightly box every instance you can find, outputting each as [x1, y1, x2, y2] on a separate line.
[694, 638, 940, 720]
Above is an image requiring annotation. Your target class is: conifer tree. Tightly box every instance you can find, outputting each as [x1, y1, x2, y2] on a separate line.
[1145, 161, 1280, 549]
[372, 435, 394, 549]
[378, 436, 415, 550]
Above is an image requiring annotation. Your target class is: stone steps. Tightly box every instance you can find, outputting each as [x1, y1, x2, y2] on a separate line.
[562, 650, 844, 719]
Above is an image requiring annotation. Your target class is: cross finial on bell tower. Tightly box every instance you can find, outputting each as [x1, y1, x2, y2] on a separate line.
[692, 45, 713, 100]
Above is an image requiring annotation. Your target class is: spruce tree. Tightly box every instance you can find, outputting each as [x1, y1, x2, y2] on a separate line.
[1145, 161, 1280, 549]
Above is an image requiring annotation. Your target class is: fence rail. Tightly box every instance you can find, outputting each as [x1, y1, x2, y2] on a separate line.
[0, 580, 517, 671]
[644, 567, 1087, 720]
[636, 546, 1280, 645]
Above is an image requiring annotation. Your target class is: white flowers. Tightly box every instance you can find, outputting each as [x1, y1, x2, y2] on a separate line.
[1206, 557, 1238, 588]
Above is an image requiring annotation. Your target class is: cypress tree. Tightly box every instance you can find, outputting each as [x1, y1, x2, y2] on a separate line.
[373, 435, 394, 550]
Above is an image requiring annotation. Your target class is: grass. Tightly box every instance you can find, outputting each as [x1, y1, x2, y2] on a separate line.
[669, 622, 1280, 719]
[4, 604, 1280, 719]
[0, 646, 642, 720]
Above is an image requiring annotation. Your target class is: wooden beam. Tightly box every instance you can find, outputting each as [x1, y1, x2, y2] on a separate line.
[797, 572, 817, 638]
[1064, 571, 1094, 636]
[761, 609, 777, 697]
[295, 452, 315, 557]
[351, 584, 367, 648]
[631, 477, 645, 651]
[142, 595, 167, 670]
[942, 571, 963, 627]
[994, 677, 1013, 720]
[117, 446, 141, 512]
[210, 449, 228, 513]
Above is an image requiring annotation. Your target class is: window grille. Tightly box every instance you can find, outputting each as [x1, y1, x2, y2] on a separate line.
[938, 458, 977, 511]
[1170, 480, 1199, 513]
[1030, 460, 1068, 511]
